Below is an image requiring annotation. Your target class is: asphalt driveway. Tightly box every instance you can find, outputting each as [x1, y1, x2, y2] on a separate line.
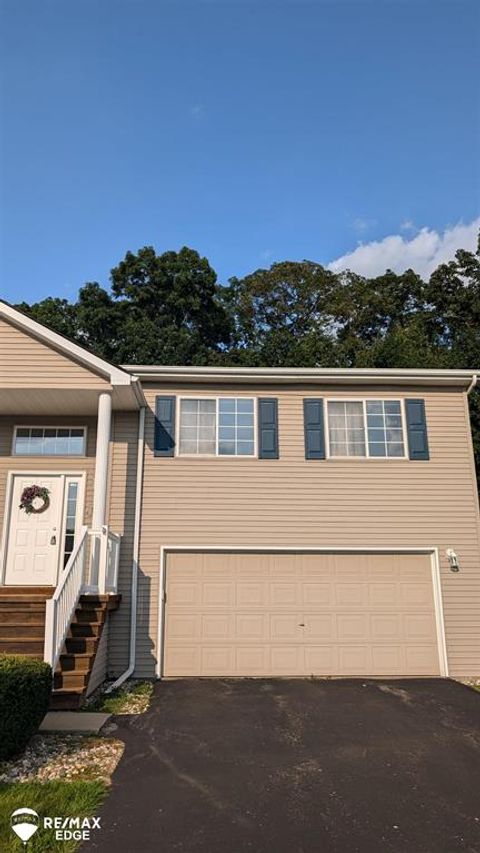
[88, 678, 480, 853]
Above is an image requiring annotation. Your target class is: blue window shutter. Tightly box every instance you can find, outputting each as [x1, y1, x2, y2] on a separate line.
[154, 396, 176, 457]
[303, 399, 325, 459]
[405, 399, 429, 460]
[258, 398, 279, 459]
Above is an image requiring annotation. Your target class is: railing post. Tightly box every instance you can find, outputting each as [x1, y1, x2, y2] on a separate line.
[43, 598, 55, 668]
[98, 526, 109, 594]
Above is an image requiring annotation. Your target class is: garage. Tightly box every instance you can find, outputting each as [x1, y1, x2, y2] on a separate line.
[162, 551, 444, 677]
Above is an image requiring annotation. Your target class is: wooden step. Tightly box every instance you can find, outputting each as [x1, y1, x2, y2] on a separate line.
[69, 622, 102, 639]
[0, 586, 53, 597]
[0, 608, 45, 624]
[0, 624, 45, 639]
[49, 688, 85, 710]
[0, 601, 46, 613]
[0, 638, 44, 655]
[65, 636, 98, 654]
[74, 607, 106, 623]
[54, 670, 89, 690]
[58, 652, 95, 672]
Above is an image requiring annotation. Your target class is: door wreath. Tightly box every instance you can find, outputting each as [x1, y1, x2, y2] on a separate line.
[19, 485, 50, 515]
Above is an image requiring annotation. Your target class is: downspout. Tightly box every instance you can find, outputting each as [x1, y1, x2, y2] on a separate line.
[467, 374, 478, 395]
[105, 405, 146, 692]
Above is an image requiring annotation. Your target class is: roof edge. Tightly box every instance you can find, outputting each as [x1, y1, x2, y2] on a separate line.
[120, 365, 479, 389]
[0, 300, 144, 400]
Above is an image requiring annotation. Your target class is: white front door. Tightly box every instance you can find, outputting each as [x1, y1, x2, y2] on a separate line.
[5, 475, 66, 586]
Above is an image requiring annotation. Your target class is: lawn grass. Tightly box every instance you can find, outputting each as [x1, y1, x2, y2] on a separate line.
[0, 780, 106, 852]
[83, 680, 153, 714]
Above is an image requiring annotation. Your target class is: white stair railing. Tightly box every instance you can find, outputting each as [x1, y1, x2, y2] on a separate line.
[106, 531, 121, 593]
[87, 527, 121, 594]
[44, 525, 88, 672]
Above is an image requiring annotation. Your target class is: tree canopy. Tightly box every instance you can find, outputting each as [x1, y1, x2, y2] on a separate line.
[16, 237, 480, 470]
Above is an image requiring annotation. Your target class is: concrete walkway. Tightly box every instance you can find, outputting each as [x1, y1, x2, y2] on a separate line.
[40, 711, 110, 733]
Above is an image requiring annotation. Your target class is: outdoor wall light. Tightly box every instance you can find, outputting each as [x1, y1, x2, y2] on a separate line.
[446, 548, 460, 572]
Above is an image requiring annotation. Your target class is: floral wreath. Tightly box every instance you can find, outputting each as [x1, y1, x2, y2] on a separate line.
[19, 485, 50, 515]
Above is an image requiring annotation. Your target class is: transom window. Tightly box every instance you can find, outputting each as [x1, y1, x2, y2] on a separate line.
[327, 400, 406, 458]
[13, 427, 86, 456]
[178, 398, 255, 456]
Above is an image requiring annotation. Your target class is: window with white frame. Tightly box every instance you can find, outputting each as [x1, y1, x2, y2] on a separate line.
[327, 400, 405, 458]
[178, 398, 255, 456]
[13, 427, 87, 456]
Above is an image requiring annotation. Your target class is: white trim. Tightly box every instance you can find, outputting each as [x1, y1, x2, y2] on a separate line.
[176, 395, 257, 459]
[122, 364, 479, 389]
[156, 544, 449, 679]
[12, 425, 88, 457]
[0, 470, 86, 586]
[324, 397, 407, 460]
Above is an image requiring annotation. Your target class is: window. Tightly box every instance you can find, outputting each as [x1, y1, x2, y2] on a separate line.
[178, 398, 255, 456]
[63, 481, 79, 567]
[13, 427, 86, 456]
[327, 400, 406, 459]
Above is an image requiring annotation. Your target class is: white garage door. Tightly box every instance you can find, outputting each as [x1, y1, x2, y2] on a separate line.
[163, 551, 441, 677]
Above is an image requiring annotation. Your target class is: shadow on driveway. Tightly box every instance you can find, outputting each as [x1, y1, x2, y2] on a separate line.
[87, 678, 480, 853]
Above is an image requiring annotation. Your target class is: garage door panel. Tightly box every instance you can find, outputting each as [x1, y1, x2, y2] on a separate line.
[301, 583, 331, 605]
[270, 646, 303, 673]
[164, 552, 441, 677]
[270, 582, 299, 606]
[236, 647, 268, 673]
[304, 613, 334, 639]
[236, 582, 267, 606]
[400, 583, 433, 607]
[370, 614, 402, 639]
[371, 645, 402, 672]
[235, 614, 266, 639]
[270, 613, 303, 640]
[304, 646, 336, 673]
[335, 583, 367, 606]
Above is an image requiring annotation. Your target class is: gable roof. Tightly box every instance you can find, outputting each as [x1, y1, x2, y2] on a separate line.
[0, 300, 145, 405]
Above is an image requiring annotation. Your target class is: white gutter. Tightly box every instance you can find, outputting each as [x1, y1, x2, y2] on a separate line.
[105, 405, 146, 692]
[120, 365, 480, 388]
[467, 374, 478, 395]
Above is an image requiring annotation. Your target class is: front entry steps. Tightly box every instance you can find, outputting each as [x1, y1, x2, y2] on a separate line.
[50, 594, 120, 710]
[0, 586, 53, 657]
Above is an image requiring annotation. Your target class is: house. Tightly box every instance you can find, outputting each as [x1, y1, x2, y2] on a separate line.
[1, 300, 479, 707]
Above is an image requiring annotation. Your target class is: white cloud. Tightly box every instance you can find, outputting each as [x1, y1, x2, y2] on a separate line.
[328, 218, 480, 279]
[400, 219, 415, 232]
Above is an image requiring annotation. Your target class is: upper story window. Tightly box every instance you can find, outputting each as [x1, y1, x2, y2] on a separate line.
[326, 400, 406, 459]
[13, 426, 87, 456]
[178, 398, 255, 456]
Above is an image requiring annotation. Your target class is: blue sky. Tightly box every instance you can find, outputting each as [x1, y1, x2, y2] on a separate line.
[1, 0, 479, 303]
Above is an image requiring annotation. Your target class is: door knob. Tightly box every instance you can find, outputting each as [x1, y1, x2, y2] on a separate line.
[50, 535, 56, 545]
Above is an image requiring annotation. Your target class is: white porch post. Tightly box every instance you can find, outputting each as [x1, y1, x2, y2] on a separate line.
[92, 392, 112, 529]
[91, 392, 112, 592]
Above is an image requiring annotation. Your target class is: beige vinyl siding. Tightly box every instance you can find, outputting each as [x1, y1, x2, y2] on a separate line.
[0, 416, 97, 554]
[118, 383, 480, 679]
[105, 411, 139, 675]
[0, 317, 108, 388]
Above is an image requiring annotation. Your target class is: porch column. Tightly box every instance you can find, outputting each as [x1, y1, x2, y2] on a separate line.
[92, 392, 112, 529]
